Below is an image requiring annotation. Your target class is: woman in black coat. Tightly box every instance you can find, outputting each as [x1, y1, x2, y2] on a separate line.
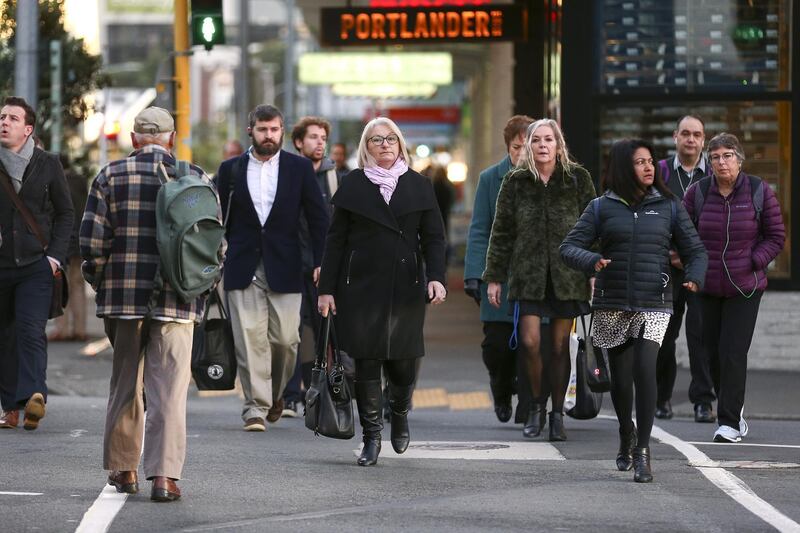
[560, 139, 707, 483]
[318, 117, 447, 466]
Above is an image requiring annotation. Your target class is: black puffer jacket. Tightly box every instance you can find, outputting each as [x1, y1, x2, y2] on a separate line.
[560, 189, 707, 313]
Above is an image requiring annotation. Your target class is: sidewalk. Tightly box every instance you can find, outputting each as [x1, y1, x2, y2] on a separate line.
[45, 272, 800, 420]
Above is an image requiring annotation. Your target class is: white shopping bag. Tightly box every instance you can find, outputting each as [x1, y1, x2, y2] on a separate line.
[564, 325, 579, 412]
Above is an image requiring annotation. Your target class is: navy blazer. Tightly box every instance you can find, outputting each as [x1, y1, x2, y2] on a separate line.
[216, 149, 329, 293]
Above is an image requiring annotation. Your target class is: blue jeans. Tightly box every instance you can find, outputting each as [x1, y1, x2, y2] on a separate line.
[0, 257, 53, 409]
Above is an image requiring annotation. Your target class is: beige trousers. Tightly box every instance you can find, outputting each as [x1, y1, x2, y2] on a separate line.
[102, 319, 193, 480]
[226, 281, 301, 421]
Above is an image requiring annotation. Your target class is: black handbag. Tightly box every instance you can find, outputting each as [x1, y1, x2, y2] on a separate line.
[566, 322, 604, 420]
[580, 314, 612, 393]
[305, 315, 355, 439]
[191, 288, 237, 390]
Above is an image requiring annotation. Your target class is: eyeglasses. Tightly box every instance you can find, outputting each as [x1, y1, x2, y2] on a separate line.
[633, 158, 654, 167]
[368, 134, 399, 146]
[709, 152, 738, 164]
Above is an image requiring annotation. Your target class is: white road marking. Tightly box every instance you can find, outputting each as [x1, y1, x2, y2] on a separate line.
[356, 441, 566, 461]
[0, 491, 43, 496]
[651, 425, 800, 532]
[688, 460, 800, 469]
[70, 429, 88, 438]
[688, 442, 800, 450]
[75, 485, 128, 533]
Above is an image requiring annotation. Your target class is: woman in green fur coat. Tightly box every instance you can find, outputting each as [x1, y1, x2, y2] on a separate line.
[483, 119, 597, 441]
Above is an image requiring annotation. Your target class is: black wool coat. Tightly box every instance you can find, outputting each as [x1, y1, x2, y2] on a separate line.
[318, 169, 447, 360]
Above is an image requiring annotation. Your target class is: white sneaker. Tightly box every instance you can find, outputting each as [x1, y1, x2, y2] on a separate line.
[739, 408, 749, 437]
[713, 425, 742, 443]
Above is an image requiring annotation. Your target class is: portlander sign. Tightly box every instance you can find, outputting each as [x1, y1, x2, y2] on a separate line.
[320, 5, 527, 46]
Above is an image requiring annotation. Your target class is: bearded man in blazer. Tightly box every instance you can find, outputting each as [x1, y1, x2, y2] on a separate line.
[215, 104, 329, 431]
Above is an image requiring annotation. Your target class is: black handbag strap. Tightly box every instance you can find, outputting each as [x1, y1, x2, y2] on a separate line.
[0, 167, 49, 250]
[200, 286, 228, 322]
[579, 313, 594, 338]
[315, 314, 342, 368]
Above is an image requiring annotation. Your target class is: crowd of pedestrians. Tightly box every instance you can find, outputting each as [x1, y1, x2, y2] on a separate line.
[0, 95, 786, 497]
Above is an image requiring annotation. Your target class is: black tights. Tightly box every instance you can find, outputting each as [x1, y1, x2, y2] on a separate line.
[607, 329, 659, 448]
[355, 358, 419, 387]
[518, 316, 572, 411]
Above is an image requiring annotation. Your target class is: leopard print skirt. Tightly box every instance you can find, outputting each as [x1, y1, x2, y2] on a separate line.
[591, 310, 671, 348]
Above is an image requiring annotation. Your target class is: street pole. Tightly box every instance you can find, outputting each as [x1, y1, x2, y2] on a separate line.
[239, 0, 250, 146]
[50, 41, 63, 154]
[174, 0, 192, 161]
[283, 0, 295, 129]
[14, 0, 38, 107]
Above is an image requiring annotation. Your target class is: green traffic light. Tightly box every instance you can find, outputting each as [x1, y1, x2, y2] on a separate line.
[201, 16, 216, 42]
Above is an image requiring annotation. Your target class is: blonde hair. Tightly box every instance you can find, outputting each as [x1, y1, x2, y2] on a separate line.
[514, 118, 580, 180]
[356, 117, 411, 169]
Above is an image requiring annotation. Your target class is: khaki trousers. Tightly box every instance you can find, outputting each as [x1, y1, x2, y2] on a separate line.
[226, 282, 301, 421]
[102, 319, 193, 480]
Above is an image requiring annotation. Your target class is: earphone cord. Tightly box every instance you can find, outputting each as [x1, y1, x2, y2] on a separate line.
[722, 200, 758, 299]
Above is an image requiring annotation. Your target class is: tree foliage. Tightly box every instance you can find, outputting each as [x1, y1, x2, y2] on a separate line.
[0, 0, 109, 151]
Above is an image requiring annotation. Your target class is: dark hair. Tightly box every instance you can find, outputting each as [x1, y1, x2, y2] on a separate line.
[3, 96, 36, 129]
[675, 114, 705, 132]
[332, 142, 347, 153]
[290, 116, 331, 148]
[248, 104, 283, 129]
[601, 139, 673, 204]
[503, 115, 535, 148]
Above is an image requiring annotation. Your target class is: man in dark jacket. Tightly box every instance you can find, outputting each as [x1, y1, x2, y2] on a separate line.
[463, 115, 534, 424]
[216, 105, 329, 431]
[655, 115, 715, 423]
[281, 116, 339, 417]
[0, 96, 74, 431]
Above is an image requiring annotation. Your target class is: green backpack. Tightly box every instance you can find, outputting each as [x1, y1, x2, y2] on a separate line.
[155, 161, 225, 303]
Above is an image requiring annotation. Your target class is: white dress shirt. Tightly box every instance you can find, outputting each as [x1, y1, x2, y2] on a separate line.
[247, 148, 280, 226]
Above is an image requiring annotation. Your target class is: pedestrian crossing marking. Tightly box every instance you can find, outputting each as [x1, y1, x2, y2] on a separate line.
[370, 441, 566, 461]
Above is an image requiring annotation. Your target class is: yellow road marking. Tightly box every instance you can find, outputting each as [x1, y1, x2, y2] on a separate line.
[413, 388, 492, 411]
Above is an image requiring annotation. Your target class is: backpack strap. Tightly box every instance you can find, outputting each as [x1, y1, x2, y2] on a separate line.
[749, 175, 764, 231]
[659, 159, 670, 184]
[176, 160, 191, 177]
[692, 176, 712, 226]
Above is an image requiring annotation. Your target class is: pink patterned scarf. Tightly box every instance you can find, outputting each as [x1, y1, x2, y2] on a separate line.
[363, 157, 408, 204]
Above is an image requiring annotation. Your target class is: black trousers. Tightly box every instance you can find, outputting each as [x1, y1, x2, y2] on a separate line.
[656, 279, 714, 405]
[0, 258, 53, 410]
[700, 291, 763, 429]
[355, 358, 419, 388]
[481, 322, 532, 413]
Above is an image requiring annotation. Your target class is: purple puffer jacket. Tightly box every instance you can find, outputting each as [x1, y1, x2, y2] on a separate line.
[683, 172, 785, 298]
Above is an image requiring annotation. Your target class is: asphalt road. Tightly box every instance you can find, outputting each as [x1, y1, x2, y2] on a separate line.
[2, 290, 799, 532]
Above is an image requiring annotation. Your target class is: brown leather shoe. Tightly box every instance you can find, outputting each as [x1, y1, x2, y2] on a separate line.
[0, 409, 20, 429]
[243, 418, 266, 431]
[108, 470, 139, 494]
[23, 393, 46, 431]
[266, 398, 284, 423]
[150, 476, 181, 502]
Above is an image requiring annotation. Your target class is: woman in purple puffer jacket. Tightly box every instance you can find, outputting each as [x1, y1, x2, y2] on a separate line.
[683, 132, 785, 444]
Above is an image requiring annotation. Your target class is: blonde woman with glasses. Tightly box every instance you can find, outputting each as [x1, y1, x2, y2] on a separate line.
[317, 117, 447, 467]
[483, 119, 596, 442]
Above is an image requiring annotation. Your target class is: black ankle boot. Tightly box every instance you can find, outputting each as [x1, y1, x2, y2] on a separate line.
[355, 379, 383, 466]
[523, 403, 545, 438]
[632, 447, 653, 483]
[548, 411, 567, 441]
[616, 427, 637, 471]
[389, 384, 414, 454]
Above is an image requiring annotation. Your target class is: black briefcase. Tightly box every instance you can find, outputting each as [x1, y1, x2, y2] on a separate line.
[191, 289, 237, 391]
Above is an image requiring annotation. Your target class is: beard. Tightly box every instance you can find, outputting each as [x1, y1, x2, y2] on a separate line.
[252, 135, 282, 157]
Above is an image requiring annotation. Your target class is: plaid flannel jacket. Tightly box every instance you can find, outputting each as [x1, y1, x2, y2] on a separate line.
[80, 144, 224, 321]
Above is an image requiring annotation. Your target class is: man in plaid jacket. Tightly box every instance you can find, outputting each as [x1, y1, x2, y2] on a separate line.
[80, 107, 224, 503]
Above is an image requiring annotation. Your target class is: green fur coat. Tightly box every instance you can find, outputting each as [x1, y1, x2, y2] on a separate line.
[482, 162, 597, 302]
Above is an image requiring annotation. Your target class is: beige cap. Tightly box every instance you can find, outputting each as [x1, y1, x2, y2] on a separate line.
[133, 107, 174, 134]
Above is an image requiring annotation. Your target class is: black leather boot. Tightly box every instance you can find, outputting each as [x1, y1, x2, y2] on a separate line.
[548, 411, 567, 441]
[616, 426, 637, 471]
[522, 403, 545, 438]
[632, 447, 653, 483]
[389, 384, 414, 454]
[355, 379, 383, 466]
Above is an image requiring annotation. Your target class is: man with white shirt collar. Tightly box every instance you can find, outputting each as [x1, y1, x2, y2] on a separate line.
[215, 105, 329, 431]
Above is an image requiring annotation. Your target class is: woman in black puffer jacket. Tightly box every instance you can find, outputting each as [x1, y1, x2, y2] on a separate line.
[560, 139, 707, 483]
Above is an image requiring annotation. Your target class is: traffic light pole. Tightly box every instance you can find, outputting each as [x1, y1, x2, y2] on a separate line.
[174, 0, 192, 161]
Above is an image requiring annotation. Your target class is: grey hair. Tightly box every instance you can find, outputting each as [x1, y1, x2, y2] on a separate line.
[514, 118, 580, 180]
[707, 132, 745, 163]
[356, 117, 410, 169]
[132, 131, 173, 146]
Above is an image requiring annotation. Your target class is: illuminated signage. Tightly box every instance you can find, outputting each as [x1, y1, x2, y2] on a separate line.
[320, 5, 526, 46]
[299, 53, 452, 85]
[331, 83, 439, 98]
